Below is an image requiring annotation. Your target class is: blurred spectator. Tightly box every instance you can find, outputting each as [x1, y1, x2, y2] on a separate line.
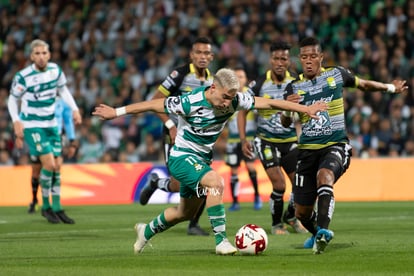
[78, 132, 104, 163]
[1, 0, 413, 163]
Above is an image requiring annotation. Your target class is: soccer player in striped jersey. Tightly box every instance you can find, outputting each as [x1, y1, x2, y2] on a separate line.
[8, 39, 82, 224]
[139, 37, 214, 236]
[238, 41, 307, 235]
[28, 97, 78, 214]
[282, 37, 408, 254]
[93, 68, 327, 255]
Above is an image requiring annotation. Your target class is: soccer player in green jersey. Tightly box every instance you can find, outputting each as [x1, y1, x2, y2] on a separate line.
[93, 68, 326, 255]
[139, 37, 214, 236]
[8, 39, 82, 224]
[282, 37, 408, 254]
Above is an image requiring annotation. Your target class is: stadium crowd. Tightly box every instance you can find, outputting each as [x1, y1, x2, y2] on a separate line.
[0, 0, 413, 166]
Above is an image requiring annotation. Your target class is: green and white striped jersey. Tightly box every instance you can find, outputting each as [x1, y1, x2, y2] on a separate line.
[226, 86, 256, 143]
[10, 62, 66, 129]
[165, 86, 255, 162]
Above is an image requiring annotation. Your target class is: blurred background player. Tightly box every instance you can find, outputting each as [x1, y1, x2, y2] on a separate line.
[224, 67, 261, 211]
[139, 37, 214, 236]
[8, 39, 82, 224]
[28, 97, 78, 214]
[238, 41, 307, 235]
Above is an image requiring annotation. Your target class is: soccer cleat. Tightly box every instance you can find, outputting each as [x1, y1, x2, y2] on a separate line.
[55, 210, 75, 224]
[187, 224, 209, 236]
[303, 235, 315, 249]
[253, 195, 262, 210]
[283, 214, 308, 234]
[134, 223, 149, 254]
[271, 223, 290, 235]
[28, 200, 37, 214]
[41, 208, 60, 224]
[228, 202, 240, 211]
[313, 228, 334, 254]
[215, 238, 237, 255]
[139, 173, 159, 205]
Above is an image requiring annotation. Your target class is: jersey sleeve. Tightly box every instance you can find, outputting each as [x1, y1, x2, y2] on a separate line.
[236, 92, 255, 111]
[9, 73, 26, 97]
[336, 66, 357, 88]
[247, 76, 265, 97]
[158, 66, 187, 97]
[62, 101, 76, 140]
[284, 82, 294, 98]
[55, 64, 67, 87]
[164, 96, 186, 115]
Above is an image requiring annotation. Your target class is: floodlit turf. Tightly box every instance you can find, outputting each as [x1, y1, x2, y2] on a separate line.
[1, 201, 414, 275]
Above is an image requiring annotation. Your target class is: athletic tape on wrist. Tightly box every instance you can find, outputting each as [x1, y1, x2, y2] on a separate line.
[115, 106, 126, 116]
[164, 119, 175, 129]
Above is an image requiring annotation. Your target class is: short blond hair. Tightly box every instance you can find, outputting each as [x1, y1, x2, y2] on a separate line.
[214, 68, 240, 93]
[30, 39, 50, 52]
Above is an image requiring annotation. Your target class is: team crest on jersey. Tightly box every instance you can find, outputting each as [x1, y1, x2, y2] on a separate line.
[170, 70, 179, 78]
[327, 77, 336, 89]
[183, 86, 192, 93]
[194, 162, 204, 171]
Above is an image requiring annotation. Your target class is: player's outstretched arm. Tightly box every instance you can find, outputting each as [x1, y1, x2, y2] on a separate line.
[254, 97, 327, 119]
[92, 98, 166, 120]
[357, 79, 408, 94]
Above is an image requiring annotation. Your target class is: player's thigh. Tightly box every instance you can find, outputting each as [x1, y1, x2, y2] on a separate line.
[168, 153, 212, 199]
[292, 150, 319, 205]
[280, 143, 298, 174]
[319, 144, 352, 183]
[24, 127, 61, 156]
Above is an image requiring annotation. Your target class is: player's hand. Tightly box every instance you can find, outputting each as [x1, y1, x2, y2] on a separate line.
[67, 140, 78, 158]
[92, 104, 116, 120]
[306, 101, 328, 119]
[392, 80, 409, 94]
[241, 140, 255, 159]
[73, 110, 82, 125]
[13, 121, 24, 139]
[14, 136, 24, 149]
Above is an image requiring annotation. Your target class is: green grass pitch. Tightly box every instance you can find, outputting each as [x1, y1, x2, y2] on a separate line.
[1, 201, 414, 275]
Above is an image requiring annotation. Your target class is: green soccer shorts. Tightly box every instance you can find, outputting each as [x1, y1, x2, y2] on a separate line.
[24, 127, 62, 157]
[167, 153, 212, 199]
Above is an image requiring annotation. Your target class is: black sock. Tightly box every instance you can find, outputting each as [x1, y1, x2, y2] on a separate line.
[285, 193, 295, 219]
[248, 171, 259, 196]
[270, 189, 284, 226]
[300, 211, 317, 235]
[317, 185, 335, 229]
[31, 177, 40, 203]
[189, 199, 206, 228]
[230, 174, 239, 203]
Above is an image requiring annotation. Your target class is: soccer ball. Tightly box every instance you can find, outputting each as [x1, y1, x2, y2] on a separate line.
[234, 224, 268, 255]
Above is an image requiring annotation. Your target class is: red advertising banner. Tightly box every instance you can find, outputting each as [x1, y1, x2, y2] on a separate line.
[0, 158, 413, 207]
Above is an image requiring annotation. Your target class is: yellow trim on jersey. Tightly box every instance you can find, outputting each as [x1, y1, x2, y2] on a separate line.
[259, 136, 297, 143]
[266, 70, 295, 82]
[159, 85, 170, 97]
[298, 141, 345, 150]
[328, 97, 345, 117]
